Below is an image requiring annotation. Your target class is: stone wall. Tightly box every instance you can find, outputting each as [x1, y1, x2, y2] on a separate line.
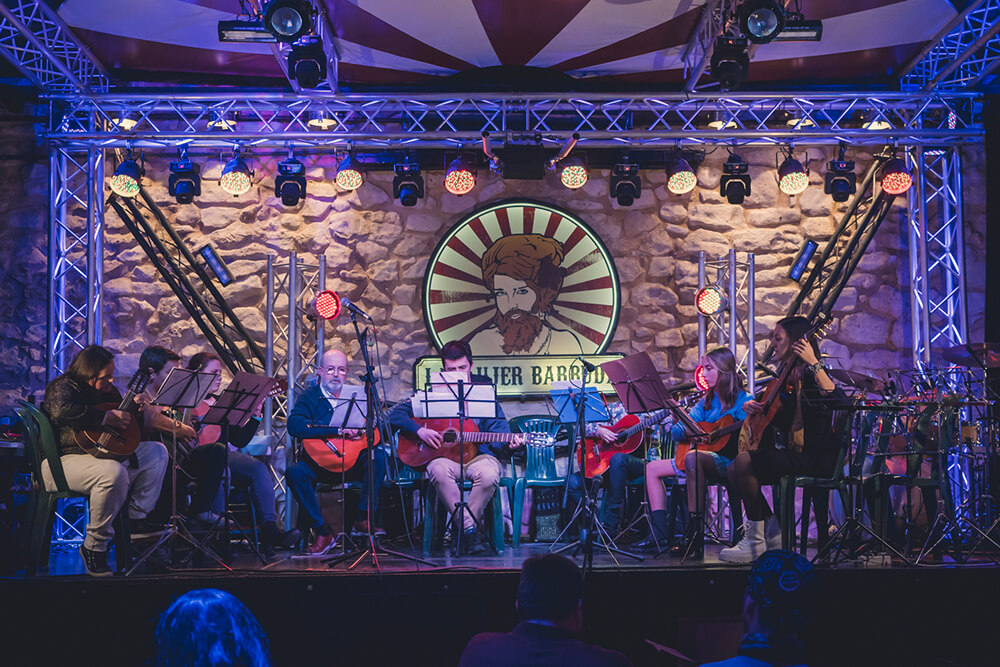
[0, 131, 988, 414]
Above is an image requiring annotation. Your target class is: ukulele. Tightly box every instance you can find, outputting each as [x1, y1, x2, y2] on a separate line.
[738, 317, 831, 454]
[75, 366, 153, 458]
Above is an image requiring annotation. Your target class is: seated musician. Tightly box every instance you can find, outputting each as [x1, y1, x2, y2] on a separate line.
[388, 340, 523, 555]
[42, 345, 169, 576]
[136, 346, 224, 528]
[721, 316, 845, 563]
[286, 348, 388, 555]
[186, 352, 298, 552]
[639, 346, 750, 556]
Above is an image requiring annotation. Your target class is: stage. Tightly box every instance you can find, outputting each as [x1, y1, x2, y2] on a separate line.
[3, 540, 999, 667]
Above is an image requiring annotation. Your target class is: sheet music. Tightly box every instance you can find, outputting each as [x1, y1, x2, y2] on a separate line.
[327, 384, 367, 429]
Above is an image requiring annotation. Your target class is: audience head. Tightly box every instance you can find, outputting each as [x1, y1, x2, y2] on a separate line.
[516, 554, 584, 632]
[66, 345, 115, 392]
[155, 588, 270, 667]
[744, 550, 816, 639]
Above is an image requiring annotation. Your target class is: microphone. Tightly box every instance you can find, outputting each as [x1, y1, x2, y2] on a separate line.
[666, 381, 696, 394]
[340, 298, 373, 321]
[576, 356, 598, 373]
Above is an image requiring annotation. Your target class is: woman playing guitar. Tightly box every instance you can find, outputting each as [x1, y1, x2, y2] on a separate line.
[637, 346, 751, 557]
[719, 316, 844, 564]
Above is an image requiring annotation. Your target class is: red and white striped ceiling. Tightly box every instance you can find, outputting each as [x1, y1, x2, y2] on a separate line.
[55, 0, 959, 90]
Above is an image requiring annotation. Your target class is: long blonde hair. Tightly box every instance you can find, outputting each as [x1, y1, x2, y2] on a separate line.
[703, 346, 743, 411]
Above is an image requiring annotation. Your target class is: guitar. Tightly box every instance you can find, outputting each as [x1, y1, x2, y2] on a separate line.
[579, 408, 671, 478]
[75, 366, 153, 458]
[186, 377, 288, 452]
[303, 431, 381, 473]
[673, 414, 744, 471]
[397, 418, 551, 469]
[738, 317, 831, 454]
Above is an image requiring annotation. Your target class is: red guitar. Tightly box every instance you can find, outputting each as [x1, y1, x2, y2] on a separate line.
[397, 418, 549, 469]
[673, 415, 744, 471]
[75, 366, 153, 458]
[579, 408, 671, 478]
[303, 431, 382, 473]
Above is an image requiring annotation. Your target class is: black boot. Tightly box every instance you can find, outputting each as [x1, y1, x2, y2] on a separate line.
[636, 510, 670, 552]
[262, 521, 300, 550]
[670, 512, 704, 559]
[80, 546, 113, 577]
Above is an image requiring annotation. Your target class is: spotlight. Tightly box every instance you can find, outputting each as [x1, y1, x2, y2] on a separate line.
[789, 240, 819, 282]
[878, 157, 912, 195]
[772, 18, 823, 42]
[694, 365, 710, 392]
[738, 0, 785, 44]
[263, 0, 313, 43]
[110, 152, 143, 198]
[720, 153, 751, 204]
[275, 156, 306, 206]
[335, 155, 363, 191]
[824, 147, 856, 203]
[208, 114, 236, 131]
[559, 158, 588, 189]
[610, 156, 641, 206]
[665, 156, 696, 195]
[695, 285, 728, 316]
[220, 151, 253, 197]
[308, 110, 338, 130]
[778, 153, 809, 195]
[711, 36, 749, 92]
[110, 116, 136, 131]
[314, 290, 341, 320]
[198, 244, 234, 287]
[444, 156, 476, 195]
[168, 150, 201, 204]
[218, 19, 275, 43]
[393, 161, 424, 206]
[288, 38, 326, 89]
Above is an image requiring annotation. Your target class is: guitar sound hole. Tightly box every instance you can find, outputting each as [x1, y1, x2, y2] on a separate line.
[442, 432, 458, 444]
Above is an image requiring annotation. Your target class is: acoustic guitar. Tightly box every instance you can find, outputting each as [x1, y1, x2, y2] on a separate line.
[75, 366, 153, 458]
[579, 408, 671, 478]
[303, 431, 381, 473]
[672, 414, 744, 471]
[397, 418, 550, 469]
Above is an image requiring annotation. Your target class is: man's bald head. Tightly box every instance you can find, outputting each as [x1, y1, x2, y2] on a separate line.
[319, 349, 348, 395]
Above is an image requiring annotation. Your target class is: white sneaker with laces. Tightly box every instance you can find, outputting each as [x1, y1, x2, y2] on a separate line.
[719, 520, 767, 563]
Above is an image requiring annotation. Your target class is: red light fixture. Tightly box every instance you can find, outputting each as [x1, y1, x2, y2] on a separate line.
[444, 156, 476, 195]
[314, 290, 341, 320]
[694, 365, 710, 391]
[878, 157, 912, 195]
[695, 285, 727, 316]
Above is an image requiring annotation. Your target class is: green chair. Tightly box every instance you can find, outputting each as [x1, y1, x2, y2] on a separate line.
[422, 478, 504, 555]
[15, 400, 130, 574]
[508, 415, 564, 547]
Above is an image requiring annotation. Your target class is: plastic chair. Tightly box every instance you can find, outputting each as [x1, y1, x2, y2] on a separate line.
[508, 415, 564, 547]
[15, 400, 130, 574]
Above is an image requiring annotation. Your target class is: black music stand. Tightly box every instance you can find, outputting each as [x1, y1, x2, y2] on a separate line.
[552, 369, 643, 570]
[415, 373, 499, 557]
[127, 367, 231, 574]
[198, 373, 277, 564]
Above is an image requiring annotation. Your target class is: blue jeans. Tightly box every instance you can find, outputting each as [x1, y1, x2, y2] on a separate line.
[212, 450, 278, 523]
[567, 452, 644, 530]
[286, 448, 387, 530]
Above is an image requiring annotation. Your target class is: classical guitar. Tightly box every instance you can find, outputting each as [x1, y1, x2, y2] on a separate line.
[397, 418, 549, 469]
[579, 408, 671, 478]
[738, 317, 831, 454]
[673, 414, 744, 471]
[75, 366, 153, 458]
[303, 430, 381, 473]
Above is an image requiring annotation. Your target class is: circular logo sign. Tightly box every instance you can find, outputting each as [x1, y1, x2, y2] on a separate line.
[422, 199, 620, 357]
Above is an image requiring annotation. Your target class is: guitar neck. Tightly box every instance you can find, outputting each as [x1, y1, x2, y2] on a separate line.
[619, 408, 670, 439]
[458, 431, 512, 443]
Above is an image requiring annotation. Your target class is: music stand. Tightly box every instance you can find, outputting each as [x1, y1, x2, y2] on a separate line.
[127, 367, 231, 574]
[603, 352, 700, 560]
[415, 375, 499, 557]
[551, 373, 643, 570]
[198, 373, 279, 564]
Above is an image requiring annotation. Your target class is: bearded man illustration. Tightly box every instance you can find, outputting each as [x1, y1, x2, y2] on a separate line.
[469, 234, 583, 355]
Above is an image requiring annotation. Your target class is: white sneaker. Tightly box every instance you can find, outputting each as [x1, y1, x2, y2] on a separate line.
[764, 515, 783, 551]
[719, 520, 766, 563]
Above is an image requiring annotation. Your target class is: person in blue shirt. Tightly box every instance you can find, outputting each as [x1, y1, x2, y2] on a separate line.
[638, 346, 750, 557]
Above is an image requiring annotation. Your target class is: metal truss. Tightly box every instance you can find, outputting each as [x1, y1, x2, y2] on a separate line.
[907, 147, 968, 371]
[42, 92, 983, 150]
[48, 146, 103, 381]
[266, 253, 326, 529]
[0, 0, 107, 93]
[901, 0, 1000, 91]
[249, 0, 339, 93]
[681, 0, 737, 92]
[697, 250, 757, 394]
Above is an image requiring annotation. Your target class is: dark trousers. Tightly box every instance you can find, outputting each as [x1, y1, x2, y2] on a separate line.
[183, 443, 228, 514]
[566, 453, 644, 530]
[287, 448, 387, 530]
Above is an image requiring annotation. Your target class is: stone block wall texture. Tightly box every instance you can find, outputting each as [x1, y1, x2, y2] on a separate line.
[0, 123, 988, 413]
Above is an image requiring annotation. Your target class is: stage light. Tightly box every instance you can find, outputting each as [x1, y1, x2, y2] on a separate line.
[789, 240, 818, 282]
[335, 155, 363, 191]
[289, 38, 325, 89]
[711, 36, 749, 92]
[393, 161, 424, 206]
[825, 145, 856, 203]
[720, 153, 751, 204]
[559, 158, 588, 189]
[220, 151, 253, 196]
[778, 153, 809, 195]
[218, 19, 275, 43]
[785, 114, 815, 128]
[308, 110, 338, 129]
[772, 18, 823, 42]
[610, 156, 641, 206]
[665, 155, 696, 195]
[198, 244, 234, 287]
[694, 365, 710, 392]
[208, 113, 236, 131]
[263, 0, 312, 43]
[878, 157, 912, 195]
[695, 285, 728, 316]
[275, 155, 306, 206]
[110, 116, 136, 131]
[314, 290, 341, 320]
[444, 156, 476, 195]
[110, 151, 143, 198]
[168, 149, 201, 204]
[738, 0, 785, 44]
